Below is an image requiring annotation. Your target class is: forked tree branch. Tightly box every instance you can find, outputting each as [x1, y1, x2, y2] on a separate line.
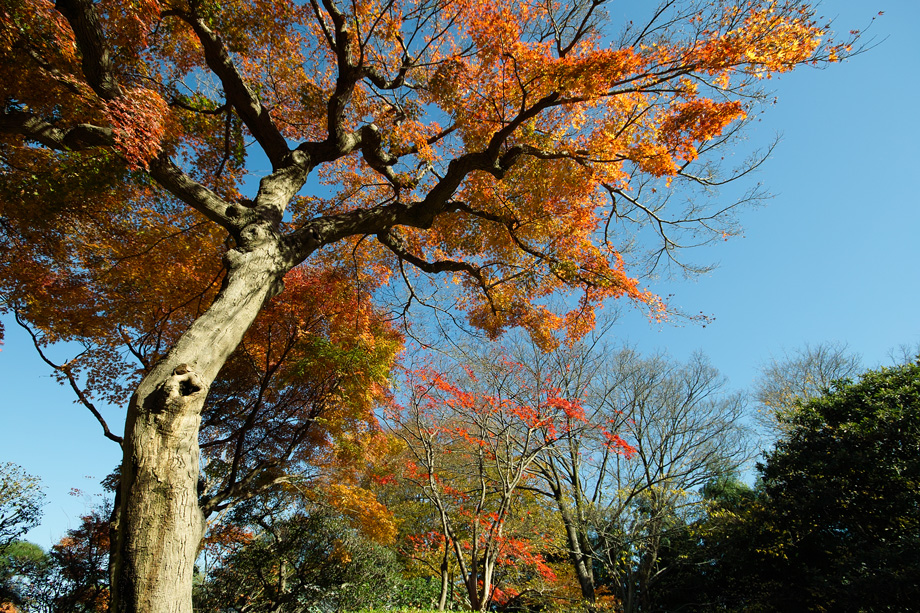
[147, 157, 247, 234]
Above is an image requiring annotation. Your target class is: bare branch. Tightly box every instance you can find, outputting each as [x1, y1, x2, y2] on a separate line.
[14, 311, 123, 446]
[377, 227, 487, 284]
[147, 157, 247, 233]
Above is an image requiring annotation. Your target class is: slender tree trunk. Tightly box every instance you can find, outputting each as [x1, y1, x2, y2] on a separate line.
[438, 538, 450, 610]
[480, 556, 496, 613]
[636, 529, 661, 613]
[110, 237, 287, 613]
[555, 498, 596, 602]
[624, 574, 636, 613]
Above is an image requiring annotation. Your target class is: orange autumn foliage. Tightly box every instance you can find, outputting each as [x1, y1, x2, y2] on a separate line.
[323, 483, 398, 545]
[1, 0, 855, 353]
[197, 266, 403, 515]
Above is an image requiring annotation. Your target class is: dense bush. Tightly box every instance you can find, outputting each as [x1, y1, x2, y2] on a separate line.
[194, 510, 442, 612]
[654, 361, 920, 611]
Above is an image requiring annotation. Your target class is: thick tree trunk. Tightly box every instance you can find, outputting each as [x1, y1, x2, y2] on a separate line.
[110, 237, 287, 613]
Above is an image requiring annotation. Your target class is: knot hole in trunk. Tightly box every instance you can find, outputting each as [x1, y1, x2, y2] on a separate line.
[173, 364, 203, 397]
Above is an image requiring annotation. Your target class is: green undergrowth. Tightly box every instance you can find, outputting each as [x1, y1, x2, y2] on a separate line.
[348, 606, 596, 613]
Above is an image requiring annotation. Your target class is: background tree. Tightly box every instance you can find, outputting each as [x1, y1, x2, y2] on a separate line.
[1, 540, 51, 611]
[389, 361, 581, 610]
[194, 500, 421, 613]
[0, 0, 855, 609]
[0, 463, 44, 553]
[390, 335, 750, 610]
[590, 349, 750, 613]
[47, 509, 111, 613]
[497, 335, 751, 610]
[655, 359, 920, 612]
[752, 360, 920, 611]
[887, 341, 920, 365]
[755, 341, 862, 435]
[643, 474, 763, 612]
[0, 507, 112, 613]
[460, 327, 625, 605]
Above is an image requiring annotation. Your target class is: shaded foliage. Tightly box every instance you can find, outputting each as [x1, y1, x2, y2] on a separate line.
[195, 507, 437, 613]
[0, 540, 49, 609]
[48, 510, 110, 612]
[0, 509, 110, 613]
[655, 361, 920, 612]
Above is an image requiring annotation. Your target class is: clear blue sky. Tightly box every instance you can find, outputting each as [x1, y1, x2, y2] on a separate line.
[1, 0, 917, 549]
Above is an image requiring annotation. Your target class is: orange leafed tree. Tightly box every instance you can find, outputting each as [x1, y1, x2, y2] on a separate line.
[196, 265, 402, 518]
[0, 0, 853, 610]
[389, 362, 592, 611]
[56, 514, 111, 612]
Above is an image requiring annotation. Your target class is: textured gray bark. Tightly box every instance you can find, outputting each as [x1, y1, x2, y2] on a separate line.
[437, 541, 449, 610]
[110, 237, 288, 612]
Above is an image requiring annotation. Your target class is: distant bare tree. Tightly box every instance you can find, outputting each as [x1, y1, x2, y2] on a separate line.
[755, 342, 862, 436]
[462, 333, 752, 610]
[588, 349, 751, 613]
[888, 341, 920, 366]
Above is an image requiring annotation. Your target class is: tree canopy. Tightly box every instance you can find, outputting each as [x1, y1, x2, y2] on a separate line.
[754, 361, 920, 610]
[0, 0, 854, 610]
[0, 463, 44, 552]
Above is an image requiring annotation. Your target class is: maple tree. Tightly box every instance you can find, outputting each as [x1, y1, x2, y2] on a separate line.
[49, 509, 112, 613]
[389, 359, 612, 610]
[195, 266, 401, 518]
[404, 333, 750, 609]
[10, 236, 401, 609]
[0, 0, 855, 610]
